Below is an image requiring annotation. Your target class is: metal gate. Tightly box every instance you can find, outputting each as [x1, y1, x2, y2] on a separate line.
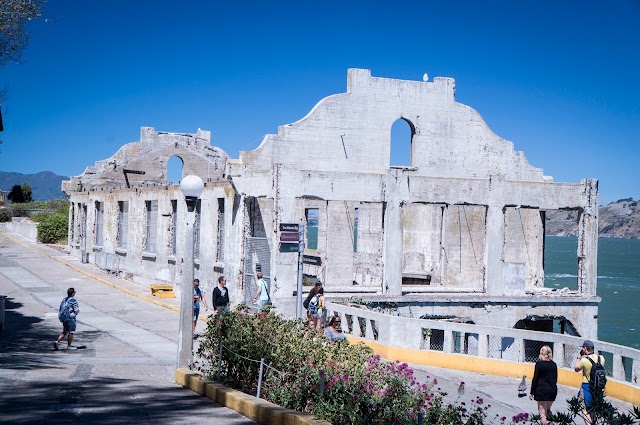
[243, 237, 271, 308]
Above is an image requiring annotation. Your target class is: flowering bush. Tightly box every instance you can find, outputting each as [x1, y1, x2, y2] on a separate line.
[195, 308, 639, 425]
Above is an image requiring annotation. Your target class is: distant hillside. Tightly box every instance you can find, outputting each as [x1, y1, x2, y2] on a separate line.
[546, 198, 640, 239]
[0, 171, 68, 201]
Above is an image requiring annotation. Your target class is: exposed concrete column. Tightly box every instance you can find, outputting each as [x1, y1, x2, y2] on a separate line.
[478, 334, 489, 358]
[443, 330, 455, 354]
[383, 173, 403, 296]
[485, 205, 505, 296]
[577, 179, 599, 297]
[555, 343, 565, 368]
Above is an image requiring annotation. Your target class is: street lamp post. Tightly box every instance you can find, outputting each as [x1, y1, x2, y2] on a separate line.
[177, 175, 204, 369]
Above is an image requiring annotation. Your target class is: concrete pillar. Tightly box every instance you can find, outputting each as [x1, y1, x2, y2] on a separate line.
[577, 179, 598, 297]
[555, 343, 565, 368]
[485, 177, 505, 295]
[383, 174, 403, 296]
[478, 333, 489, 358]
[443, 330, 455, 353]
[485, 204, 505, 295]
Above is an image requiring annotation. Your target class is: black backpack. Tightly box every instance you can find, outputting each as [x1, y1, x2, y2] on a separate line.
[587, 355, 607, 392]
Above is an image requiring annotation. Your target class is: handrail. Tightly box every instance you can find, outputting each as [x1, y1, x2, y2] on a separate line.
[325, 301, 640, 387]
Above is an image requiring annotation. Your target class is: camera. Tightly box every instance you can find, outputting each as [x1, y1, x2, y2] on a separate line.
[579, 348, 585, 356]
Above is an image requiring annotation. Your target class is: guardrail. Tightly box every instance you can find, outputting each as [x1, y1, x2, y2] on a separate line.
[325, 301, 640, 387]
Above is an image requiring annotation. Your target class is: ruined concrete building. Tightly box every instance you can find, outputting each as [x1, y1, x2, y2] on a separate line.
[62, 69, 600, 338]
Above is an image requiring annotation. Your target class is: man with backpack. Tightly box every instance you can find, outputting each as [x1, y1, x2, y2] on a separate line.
[574, 339, 607, 424]
[54, 288, 80, 350]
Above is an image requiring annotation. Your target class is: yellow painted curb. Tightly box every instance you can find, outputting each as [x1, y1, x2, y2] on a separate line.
[175, 368, 331, 425]
[346, 336, 640, 406]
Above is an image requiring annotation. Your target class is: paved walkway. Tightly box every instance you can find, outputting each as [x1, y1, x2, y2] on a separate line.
[0, 230, 255, 425]
[0, 229, 634, 424]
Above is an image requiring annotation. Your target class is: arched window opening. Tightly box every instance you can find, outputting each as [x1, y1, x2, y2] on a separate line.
[390, 118, 415, 167]
[167, 156, 184, 184]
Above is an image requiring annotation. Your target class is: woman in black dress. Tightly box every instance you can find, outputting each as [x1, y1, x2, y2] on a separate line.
[529, 345, 558, 424]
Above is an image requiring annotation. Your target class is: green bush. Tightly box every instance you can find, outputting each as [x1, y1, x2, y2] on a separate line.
[0, 208, 12, 222]
[30, 212, 50, 222]
[197, 308, 495, 425]
[37, 213, 68, 243]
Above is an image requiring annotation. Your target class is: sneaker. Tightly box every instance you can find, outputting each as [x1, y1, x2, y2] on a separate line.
[53, 341, 59, 351]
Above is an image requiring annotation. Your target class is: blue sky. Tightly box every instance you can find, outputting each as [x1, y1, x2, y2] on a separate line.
[1, 0, 638, 204]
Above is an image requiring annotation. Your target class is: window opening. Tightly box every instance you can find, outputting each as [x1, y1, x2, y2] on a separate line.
[216, 198, 225, 261]
[170, 200, 177, 255]
[305, 208, 319, 250]
[117, 201, 128, 248]
[193, 199, 201, 259]
[95, 201, 104, 246]
[543, 209, 580, 291]
[390, 118, 415, 167]
[353, 208, 359, 252]
[167, 155, 183, 184]
[145, 200, 158, 253]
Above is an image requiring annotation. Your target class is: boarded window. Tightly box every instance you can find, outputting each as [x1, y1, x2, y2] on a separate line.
[117, 201, 129, 248]
[95, 201, 104, 246]
[145, 200, 158, 253]
[305, 208, 319, 250]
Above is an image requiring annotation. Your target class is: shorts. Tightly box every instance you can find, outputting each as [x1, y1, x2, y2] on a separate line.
[193, 306, 200, 320]
[257, 299, 269, 309]
[580, 383, 593, 409]
[63, 317, 77, 334]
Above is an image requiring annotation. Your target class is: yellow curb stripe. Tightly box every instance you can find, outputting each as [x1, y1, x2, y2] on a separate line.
[175, 368, 331, 425]
[346, 335, 640, 406]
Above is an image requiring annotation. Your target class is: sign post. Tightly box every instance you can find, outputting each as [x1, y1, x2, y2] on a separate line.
[296, 225, 305, 320]
[279, 223, 305, 320]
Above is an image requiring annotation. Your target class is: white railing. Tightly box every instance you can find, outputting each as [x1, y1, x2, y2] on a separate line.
[325, 301, 640, 387]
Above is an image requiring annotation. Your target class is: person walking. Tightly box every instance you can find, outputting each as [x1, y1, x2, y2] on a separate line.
[253, 272, 270, 310]
[574, 340, 606, 425]
[308, 287, 325, 329]
[212, 275, 229, 314]
[529, 345, 557, 424]
[54, 287, 79, 350]
[193, 278, 208, 335]
[303, 281, 323, 317]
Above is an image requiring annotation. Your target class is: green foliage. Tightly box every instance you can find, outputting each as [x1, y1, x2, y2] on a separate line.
[0, 208, 11, 222]
[36, 213, 68, 243]
[196, 309, 508, 425]
[29, 212, 49, 222]
[8, 184, 24, 203]
[20, 182, 33, 203]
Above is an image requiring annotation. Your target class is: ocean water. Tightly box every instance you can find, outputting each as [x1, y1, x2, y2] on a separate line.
[544, 236, 640, 348]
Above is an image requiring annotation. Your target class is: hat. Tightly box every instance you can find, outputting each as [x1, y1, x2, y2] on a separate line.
[582, 340, 594, 349]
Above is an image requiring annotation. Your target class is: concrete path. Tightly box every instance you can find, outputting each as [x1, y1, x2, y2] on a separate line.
[0, 230, 255, 425]
[0, 229, 634, 424]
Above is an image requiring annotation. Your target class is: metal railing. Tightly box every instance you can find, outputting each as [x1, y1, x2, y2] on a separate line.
[325, 301, 640, 387]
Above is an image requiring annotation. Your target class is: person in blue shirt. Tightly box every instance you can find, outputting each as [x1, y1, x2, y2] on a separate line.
[54, 288, 80, 350]
[193, 278, 208, 334]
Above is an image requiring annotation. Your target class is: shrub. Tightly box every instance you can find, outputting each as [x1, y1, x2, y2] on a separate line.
[30, 212, 50, 222]
[197, 308, 502, 425]
[37, 213, 68, 243]
[0, 208, 12, 222]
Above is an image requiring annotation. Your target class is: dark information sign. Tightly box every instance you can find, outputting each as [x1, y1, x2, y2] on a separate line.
[279, 242, 300, 253]
[279, 223, 299, 232]
[302, 255, 322, 266]
[280, 231, 300, 242]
